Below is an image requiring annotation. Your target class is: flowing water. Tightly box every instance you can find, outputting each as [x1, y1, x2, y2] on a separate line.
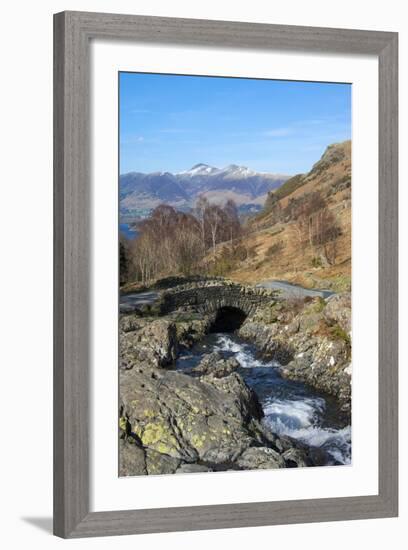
[175, 333, 351, 466]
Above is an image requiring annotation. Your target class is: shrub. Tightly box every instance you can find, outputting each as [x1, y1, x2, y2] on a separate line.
[329, 324, 351, 346]
[231, 245, 248, 261]
[313, 297, 326, 312]
[265, 241, 284, 257]
[272, 174, 306, 201]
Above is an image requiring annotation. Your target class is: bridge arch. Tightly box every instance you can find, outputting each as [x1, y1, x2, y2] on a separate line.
[160, 280, 276, 321]
[209, 306, 247, 333]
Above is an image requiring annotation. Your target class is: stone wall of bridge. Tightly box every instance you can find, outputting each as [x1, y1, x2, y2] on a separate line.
[160, 280, 276, 317]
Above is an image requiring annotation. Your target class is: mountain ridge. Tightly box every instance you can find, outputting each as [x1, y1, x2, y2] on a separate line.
[227, 140, 352, 290]
[120, 163, 290, 218]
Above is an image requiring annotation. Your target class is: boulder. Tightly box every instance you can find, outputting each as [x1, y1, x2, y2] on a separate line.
[298, 311, 324, 332]
[193, 351, 241, 378]
[118, 285, 352, 475]
[119, 317, 178, 370]
[119, 439, 147, 476]
[324, 293, 352, 333]
[119, 366, 267, 473]
[236, 447, 286, 470]
[238, 321, 291, 363]
[145, 449, 181, 475]
[282, 447, 312, 468]
[176, 463, 213, 474]
[174, 317, 211, 349]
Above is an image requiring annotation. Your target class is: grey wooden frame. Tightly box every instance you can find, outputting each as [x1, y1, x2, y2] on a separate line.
[54, 10, 398, 538]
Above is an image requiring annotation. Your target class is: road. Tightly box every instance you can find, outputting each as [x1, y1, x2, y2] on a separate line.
[120, 290, 159, 313]
[119, 280, 335, 314]
[256, 280, 335, 299]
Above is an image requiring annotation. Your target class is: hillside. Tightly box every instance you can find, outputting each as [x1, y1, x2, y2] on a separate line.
[219, 141, 352, 291]
[120, 164, 290, 219]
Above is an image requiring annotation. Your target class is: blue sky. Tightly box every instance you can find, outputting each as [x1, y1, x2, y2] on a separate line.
[119, 72, 351, 176]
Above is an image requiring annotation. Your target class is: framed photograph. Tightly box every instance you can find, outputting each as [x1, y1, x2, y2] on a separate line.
[54, 11, 398, 538]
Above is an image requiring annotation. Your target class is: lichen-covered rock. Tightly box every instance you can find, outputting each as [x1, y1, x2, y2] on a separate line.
[145, 449, 181, 475]
[118, 283, 351, 476]
[282, 447, 312, 467]
[173, 317, 211, 349]
[238, 320, 292, 363]
[176, 463, 213, 474]
[280, 335, 351, 415]
[200, 371, 264, 423]
[193, 351, 240, 378]
[119, 439, 147, 476]
[236, 447, 286, 469]
[324, 293, 351, 333]
[238, 295, 352, 417]
[298, 311, 324, 332]
[120, 366, 265, 468]
[120, 314, 144, 333]
[120, 314, 213, 370]
[119, 437, 181, 476]
[119, 316, 178, 369]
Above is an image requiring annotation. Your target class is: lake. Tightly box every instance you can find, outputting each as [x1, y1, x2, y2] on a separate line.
[119, 223, 138, 240]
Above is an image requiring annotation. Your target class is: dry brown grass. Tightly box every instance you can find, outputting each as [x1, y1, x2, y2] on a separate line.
[227, 142, 352, 291]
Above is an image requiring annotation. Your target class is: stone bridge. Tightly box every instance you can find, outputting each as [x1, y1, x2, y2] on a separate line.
[160, 279, 277, 329]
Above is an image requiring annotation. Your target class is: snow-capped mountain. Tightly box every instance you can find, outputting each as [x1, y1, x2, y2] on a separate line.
[177, 163, 219, 177]
[177, 163, 264, 180]
[120, 163, 290, 219]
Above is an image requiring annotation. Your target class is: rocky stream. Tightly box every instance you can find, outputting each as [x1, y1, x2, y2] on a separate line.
[119, 281, 352, 476]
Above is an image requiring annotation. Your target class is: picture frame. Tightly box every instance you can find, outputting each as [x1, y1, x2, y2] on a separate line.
[53, 10, 398, 538]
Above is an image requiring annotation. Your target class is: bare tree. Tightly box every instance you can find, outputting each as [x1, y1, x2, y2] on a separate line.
[119, 235, 130, 285]
[291, 191, 341, 264]
[223, 199, 241, 246]
[123, 195, 243, 283]
[194, 195, 210, 253]
[206, 204, 224, 260]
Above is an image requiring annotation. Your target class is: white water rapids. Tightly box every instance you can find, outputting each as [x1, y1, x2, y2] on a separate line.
[210, 334, 351, 465]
